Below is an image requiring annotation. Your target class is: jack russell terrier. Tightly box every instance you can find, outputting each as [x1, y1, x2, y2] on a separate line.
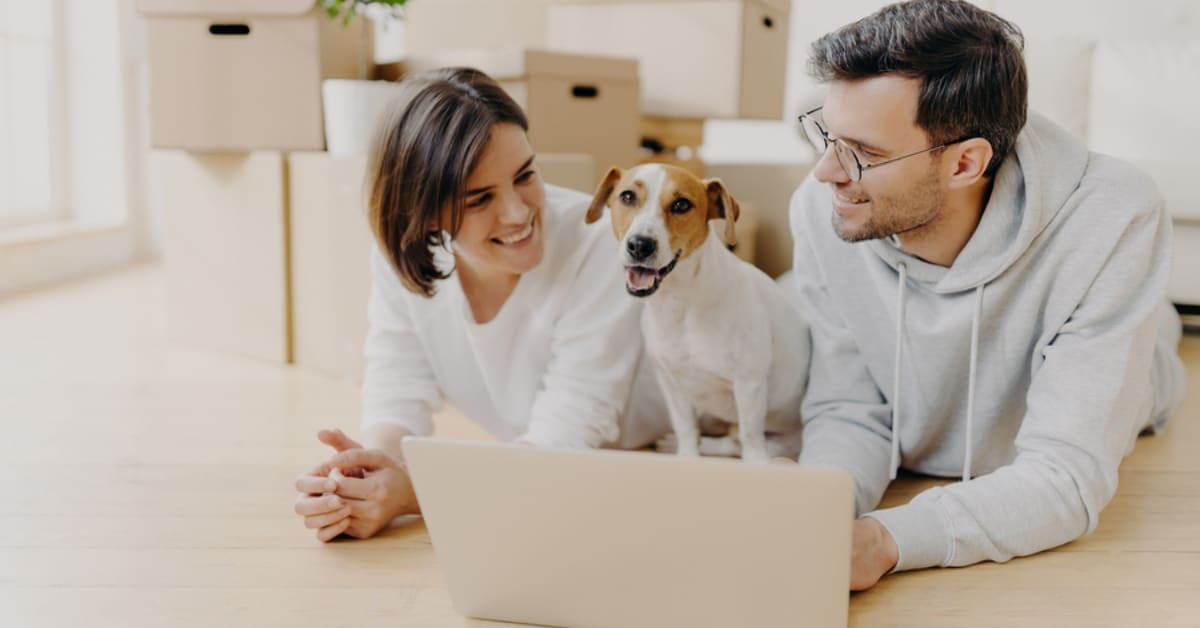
[586, 163, 811, 463]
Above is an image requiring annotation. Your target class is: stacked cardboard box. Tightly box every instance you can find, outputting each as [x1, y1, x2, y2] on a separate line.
[403, 0, 792, 120]
[402, 48, 640, 184]
[141, 0, 795, 374]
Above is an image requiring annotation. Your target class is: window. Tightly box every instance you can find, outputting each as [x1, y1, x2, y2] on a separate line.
[0, 1, 64, 227]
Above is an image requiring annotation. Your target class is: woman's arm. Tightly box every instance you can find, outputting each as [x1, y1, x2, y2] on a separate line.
[519, 227, 645, 449]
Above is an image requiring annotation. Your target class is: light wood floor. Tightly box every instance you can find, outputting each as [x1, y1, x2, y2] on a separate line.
[3, 264, 1199, 627]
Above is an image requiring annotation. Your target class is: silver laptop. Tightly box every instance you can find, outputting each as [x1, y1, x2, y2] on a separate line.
[402, 437, 855, 628]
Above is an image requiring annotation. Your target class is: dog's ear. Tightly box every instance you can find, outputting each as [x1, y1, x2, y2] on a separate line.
[586, 167, 623, 224]
[704, 178, 740, 247]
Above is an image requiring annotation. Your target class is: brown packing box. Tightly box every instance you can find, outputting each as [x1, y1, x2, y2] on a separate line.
[158, 150, 291, 363]
[640, 116, 705, 151]
[289, 152, 374, 380]
[706, 161, 815, 278]
[403, 48, 639, 184]
[546, 0, 791, 119]
[402, 0, 552, 55]
[638, 115, 707, 178]
[138, 0, 371, 151]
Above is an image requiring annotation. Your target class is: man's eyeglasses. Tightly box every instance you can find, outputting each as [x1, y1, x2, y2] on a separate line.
[798, 106, 974, 182]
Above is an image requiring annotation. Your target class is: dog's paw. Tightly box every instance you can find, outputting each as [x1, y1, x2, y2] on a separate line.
[741, 447, 771, 464]
[655, 432, 678, 454]
[699, 435, 743, 458]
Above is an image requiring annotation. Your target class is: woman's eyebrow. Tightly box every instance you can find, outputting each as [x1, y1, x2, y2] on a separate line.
[513, 155, 535, 177]
[465, 156, 537, 197]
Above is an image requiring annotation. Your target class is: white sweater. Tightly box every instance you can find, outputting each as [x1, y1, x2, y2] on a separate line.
[360, 184, 667, 449]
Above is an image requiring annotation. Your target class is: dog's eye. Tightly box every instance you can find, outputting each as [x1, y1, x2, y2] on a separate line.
[619, 190, 636, 205]
[670, 198, 693, 214]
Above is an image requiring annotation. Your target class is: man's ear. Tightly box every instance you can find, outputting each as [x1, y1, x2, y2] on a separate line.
[704, 178, 740, 247]
[947, 137, 994, 187]
[586, 167, 623, 224]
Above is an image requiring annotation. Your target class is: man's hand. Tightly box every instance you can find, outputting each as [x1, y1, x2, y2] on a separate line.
[767, 456, 898, 590]
[851, 516, 898, 591]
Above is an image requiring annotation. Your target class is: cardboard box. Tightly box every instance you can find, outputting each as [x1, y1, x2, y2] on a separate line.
[287, 151, 604, 381]
[706, 161, 813, 278]
[400, 0, 551, 55]
[638, 116, 707, 178]
[139, 0, 370, 151]
[640, 116, 706, 151]
[158, 150, 290, 363]
[546, 0, 790, 119]
[403, 48, 640, 182]
[537, 153, 598, 194]
[288, 152, 374, 380]
[637, 152, 706, 178]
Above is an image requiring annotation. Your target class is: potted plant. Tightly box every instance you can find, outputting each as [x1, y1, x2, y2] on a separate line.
[318, 0, 410, 158]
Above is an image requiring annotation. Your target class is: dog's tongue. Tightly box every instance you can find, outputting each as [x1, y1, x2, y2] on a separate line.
[626, 267, 658, 291]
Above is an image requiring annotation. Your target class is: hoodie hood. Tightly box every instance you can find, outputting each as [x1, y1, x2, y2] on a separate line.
[866, 111, 1090, 293]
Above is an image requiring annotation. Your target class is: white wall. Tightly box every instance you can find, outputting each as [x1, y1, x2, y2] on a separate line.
[702, 0, 1200, 162]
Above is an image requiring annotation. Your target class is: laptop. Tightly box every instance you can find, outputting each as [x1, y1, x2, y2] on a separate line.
[401, 437, 855, 628]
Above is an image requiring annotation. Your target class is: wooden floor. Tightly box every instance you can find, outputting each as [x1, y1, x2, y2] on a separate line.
[3, 264, 1199, 627]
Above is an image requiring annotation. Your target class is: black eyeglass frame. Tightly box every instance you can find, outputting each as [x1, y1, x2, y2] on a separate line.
[798, 106, 976, 181]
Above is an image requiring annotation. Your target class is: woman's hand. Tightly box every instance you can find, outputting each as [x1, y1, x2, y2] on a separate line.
[293, 429, 419, 542]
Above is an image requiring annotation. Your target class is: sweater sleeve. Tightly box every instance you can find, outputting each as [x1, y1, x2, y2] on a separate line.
[787, 185, 895, 516]
[868, 195, 1175, 571]
[359, 248, 444, 436]
[517, 231, 644, 449]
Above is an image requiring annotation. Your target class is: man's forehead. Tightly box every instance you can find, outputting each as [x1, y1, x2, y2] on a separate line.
[824, 76, 922, 140]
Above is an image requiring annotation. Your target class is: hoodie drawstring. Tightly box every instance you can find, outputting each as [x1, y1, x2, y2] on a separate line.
[889, 263, 986, 484]
[890, 263, 908, 480]
[963, 284, 984, 482]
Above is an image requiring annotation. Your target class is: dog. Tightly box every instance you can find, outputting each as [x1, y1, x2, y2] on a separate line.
[586, 163, 810, 463]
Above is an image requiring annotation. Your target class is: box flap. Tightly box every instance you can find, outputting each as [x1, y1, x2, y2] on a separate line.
[404, 47, 638, 83]
[138, 0, 315, 17]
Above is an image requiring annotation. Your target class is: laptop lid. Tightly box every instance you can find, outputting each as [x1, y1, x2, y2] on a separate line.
[402, 437, 854, 628]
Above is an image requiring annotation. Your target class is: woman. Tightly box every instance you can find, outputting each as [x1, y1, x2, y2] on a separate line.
[292, 67, 666, 542]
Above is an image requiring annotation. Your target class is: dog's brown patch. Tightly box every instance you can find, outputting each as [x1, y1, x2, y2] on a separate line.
[587, 164, 741, 262]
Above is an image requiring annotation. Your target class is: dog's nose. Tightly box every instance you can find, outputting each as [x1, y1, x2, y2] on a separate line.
[626, 235, 657, 262]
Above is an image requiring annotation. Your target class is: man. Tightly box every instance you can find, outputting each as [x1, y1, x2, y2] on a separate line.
[786, 0, 1187, 590]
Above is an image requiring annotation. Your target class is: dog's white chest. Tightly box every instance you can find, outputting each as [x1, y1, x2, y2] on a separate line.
[645, 309, 740, 421]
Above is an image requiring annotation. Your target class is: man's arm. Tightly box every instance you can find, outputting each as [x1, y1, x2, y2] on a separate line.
[787, 185, 895, 516]
[867, 194, 1176, 571]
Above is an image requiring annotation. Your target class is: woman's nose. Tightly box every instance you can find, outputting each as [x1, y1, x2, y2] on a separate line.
[497, 192, 529, 223]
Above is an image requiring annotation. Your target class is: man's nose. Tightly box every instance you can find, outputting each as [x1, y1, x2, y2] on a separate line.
[812, 144, 850, 185]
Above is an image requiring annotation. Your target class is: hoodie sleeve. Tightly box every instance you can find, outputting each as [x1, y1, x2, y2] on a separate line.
[517, 229, 643, 449]
[787, 184, 895, 516]
[868, 191, 1176, 571]
[359, 248, 444, 436]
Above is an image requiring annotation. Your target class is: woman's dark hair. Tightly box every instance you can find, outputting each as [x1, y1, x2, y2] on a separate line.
[808, 0, 1027, 177]
[367, 67, 528, 297]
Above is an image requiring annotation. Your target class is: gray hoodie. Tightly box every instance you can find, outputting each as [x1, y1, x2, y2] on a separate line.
[786, 111, 1187, 571]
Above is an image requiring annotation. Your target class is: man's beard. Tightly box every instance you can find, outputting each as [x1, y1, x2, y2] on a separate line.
[832, 167, 944, 243]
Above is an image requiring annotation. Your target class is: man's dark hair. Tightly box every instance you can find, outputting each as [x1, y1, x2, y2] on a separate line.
[809, 0, 1027, 177]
